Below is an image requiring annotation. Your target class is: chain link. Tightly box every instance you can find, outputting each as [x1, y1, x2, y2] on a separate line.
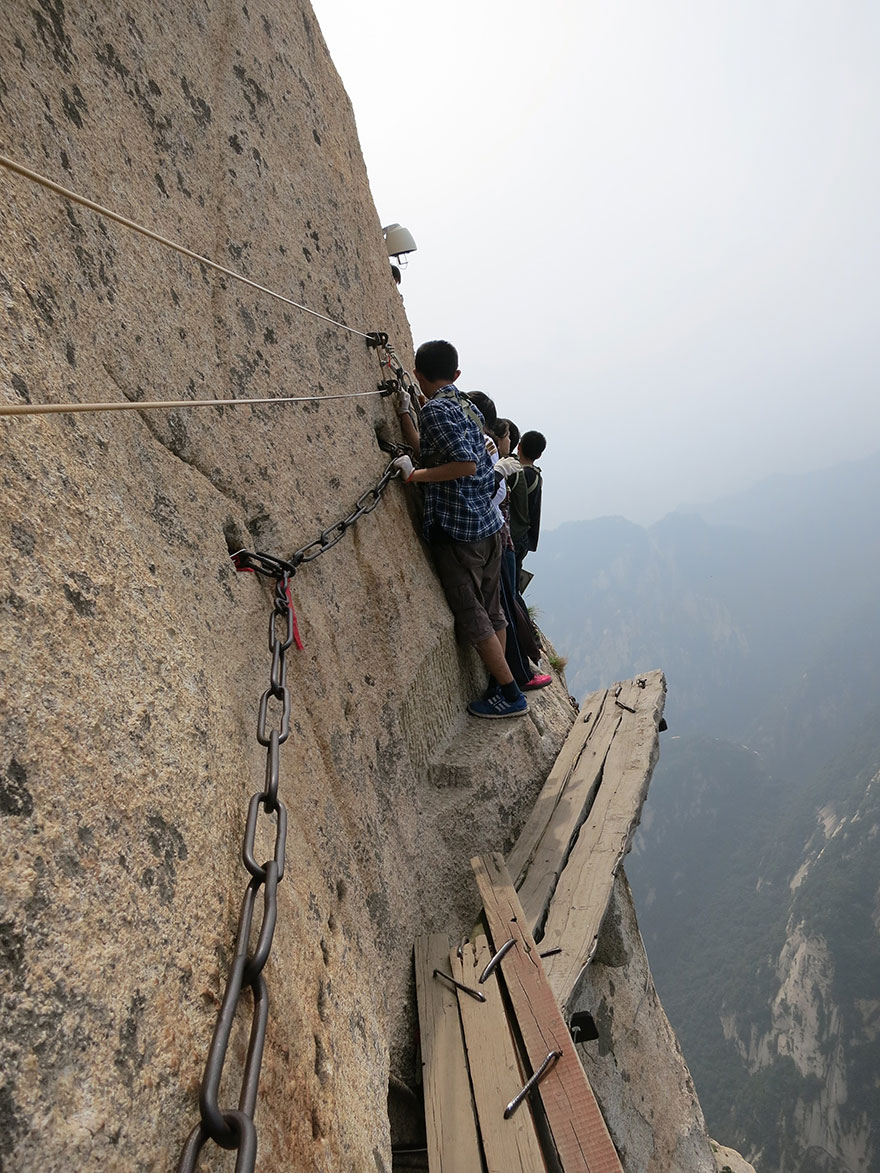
[181, 456, 408, 1167]
[178, 571, 293, 1173]
[290, 458, 402, 566]
[370, 335, 422, 425]
[231, 458, 406, 579]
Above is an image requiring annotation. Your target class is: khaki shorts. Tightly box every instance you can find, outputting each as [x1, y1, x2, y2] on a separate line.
[431, 532, 506, 645]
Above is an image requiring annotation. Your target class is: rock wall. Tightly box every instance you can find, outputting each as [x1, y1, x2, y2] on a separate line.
[722, 907, 876, 1171]
[0, 4, 575, 1168]
[1, 3, 740, 1171]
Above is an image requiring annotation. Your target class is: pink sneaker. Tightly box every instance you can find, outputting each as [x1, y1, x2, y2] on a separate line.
[522, 673, 552, 690]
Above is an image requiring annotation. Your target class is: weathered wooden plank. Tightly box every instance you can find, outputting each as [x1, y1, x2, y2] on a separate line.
[452, 938, 548, 1173]
[414, 934, 483, 1172]
[541, 671, 666, 1009]
[505, 687, 608, 894]
[471, 854, 624, 1173]
[509, 675, 657, 938]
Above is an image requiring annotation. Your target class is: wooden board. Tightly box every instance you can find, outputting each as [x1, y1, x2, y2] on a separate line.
[509, 684, 625, 935]
[452, 938, 548, 1173]
[414, 934, 483, 1172]
[505, 687, 607, 894]
[540, 671, 666, 1008]
[471, 854, 624, 1173]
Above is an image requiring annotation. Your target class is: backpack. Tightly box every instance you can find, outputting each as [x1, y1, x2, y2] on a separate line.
[507, 464, 541, 544]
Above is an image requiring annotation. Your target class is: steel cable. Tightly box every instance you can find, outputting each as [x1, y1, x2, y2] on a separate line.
[0, 387, 391, 418]
[0, 153, 372, 338]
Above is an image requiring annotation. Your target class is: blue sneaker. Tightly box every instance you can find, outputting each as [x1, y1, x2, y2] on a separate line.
[467, 691, 529, 719]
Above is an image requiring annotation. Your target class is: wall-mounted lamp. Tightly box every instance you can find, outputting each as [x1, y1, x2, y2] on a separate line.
[382, 223, 417, 265]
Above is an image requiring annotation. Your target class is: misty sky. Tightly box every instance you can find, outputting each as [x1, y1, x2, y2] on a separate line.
[311, 0, 880, 528]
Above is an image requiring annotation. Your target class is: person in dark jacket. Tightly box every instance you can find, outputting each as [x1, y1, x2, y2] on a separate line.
[507, 430, 545, 586]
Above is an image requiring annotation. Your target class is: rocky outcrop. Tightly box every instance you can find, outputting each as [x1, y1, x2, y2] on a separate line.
[573, 870, 721, 1172]
[711, 1141, 758, 1173]
[1, 2, 746, 1170]
[721, 925, 874, 1173]
[725, 945, 874, 1169]
[717, 769, 880, 1173]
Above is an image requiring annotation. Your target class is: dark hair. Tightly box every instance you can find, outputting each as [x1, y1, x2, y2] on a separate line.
[490, 417, 510, 443]
[519, 430, 546, 460]
[414, 340, 458, 382]
[506, 420, 520, 451]
[466, 391, 497, 432]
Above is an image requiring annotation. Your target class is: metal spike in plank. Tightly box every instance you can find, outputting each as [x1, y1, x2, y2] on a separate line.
[471, 854, 624, 1173]
[414, 935, 483, 1171]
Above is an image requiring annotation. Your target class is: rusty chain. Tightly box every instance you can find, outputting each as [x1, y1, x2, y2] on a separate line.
[290, 458, 404, 566]
[231, 456, 407, 578]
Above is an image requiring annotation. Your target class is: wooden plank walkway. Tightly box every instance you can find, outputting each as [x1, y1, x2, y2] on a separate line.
[536, 673, 665, 1009]
[452, 937, 548, 1172]
[472, 854, 624, 1173]
[507, 684, 625, 933]
[414, 934, 483, 1171]
[412, 672, 666, 1169]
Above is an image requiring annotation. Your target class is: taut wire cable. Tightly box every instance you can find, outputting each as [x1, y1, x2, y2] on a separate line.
[0, 389, 391, 418]
[0, 153, 372, 340]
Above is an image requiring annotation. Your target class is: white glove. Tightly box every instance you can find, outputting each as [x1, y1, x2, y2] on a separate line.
[393, 455, 415, 482]
[395, 388, 412, 416]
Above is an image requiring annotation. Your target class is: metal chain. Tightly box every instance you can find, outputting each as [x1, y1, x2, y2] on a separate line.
[290, 457, 404, 566]
[231, 456, 407, 578]
[6, 147, 417, 1164]
[180, 457, 407, 1166]
[368, 333, 422, 425]
[178, 570, 293, 1173]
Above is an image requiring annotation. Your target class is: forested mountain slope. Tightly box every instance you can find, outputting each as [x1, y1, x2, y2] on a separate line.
[530, 452, 880, 1172]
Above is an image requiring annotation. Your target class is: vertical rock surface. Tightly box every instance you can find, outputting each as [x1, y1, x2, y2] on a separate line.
[2, 2, 747, 1171]
[0, 3, 575, 1168]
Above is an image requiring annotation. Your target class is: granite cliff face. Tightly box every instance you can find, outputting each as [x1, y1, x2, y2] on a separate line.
[718, 769, 880, 1173]
[2, 3, 733, 1169]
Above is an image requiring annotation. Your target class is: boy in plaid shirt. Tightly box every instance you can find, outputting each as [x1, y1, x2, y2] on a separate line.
[393, 340, 528, 718]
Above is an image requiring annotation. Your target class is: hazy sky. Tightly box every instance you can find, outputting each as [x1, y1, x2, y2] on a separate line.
[311, 1, 880, 527]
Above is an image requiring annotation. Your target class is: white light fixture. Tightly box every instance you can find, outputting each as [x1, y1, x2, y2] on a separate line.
[382, 223, 417, 265]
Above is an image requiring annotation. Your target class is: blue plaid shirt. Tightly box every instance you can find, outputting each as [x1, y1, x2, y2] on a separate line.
[419, 386, 502, 543]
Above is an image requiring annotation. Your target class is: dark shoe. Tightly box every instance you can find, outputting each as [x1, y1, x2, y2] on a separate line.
[522, 673, 552, 690]
[467, 692, 529, 719]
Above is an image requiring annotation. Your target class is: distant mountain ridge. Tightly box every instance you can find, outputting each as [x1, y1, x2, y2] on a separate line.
[530, 451, 880, 1172]
[680, 449, 880, 534]
[531, 449, 880, 764]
